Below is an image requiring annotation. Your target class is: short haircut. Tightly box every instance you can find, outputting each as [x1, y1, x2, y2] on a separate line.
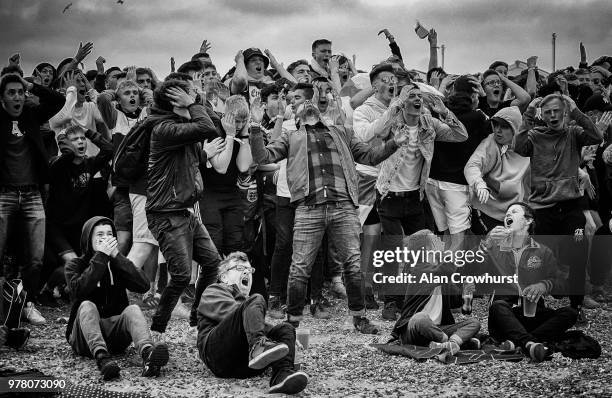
[191, 52, 210, 61]
[507, 201, 536, 234]
[293, 83, 314, 100]
[135, 67, 152, 77]
[116, 80, 139, 94]
[539, 93, 566, 109]
[482, 69, 500, 82]
[312, 39, 332, 52]
[115, 72, 127, 81]
[287, 59, 309, 75]
[201, 61, 217, 71]
[225, 95, 249, 118]
[218, 251, 250, 280]
[260, 84, 280, 103]
[0, 74, 25, 94]
[489, 61, 508, 71]
[312, 76, 330, 84]
[369, 63, 395, 83]
[154, 79, 191, 112]
[105, 67, 122, 81]
[537, 81, 562, 97]
[85, 69, 98, 81]
[64, 125, 85, 137]
[576, 68, 590, 75]
[177, 61, 203, 75]
[164, 72, 193, 82]
[426, 67, 446, 84]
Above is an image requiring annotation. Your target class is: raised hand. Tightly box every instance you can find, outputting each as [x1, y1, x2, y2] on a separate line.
[203, 137, 226, 159]
[427, 29, 438, 46]
[580, 42, 587, 65]
[63, 70, 78, 89]
[8, 53, 20, 66]
[200, 39, 212, 54]
[378, 29, 394, 41]
[97, 236, 119, 257]
[477, 187, 490, 204]
[562, 95, 577, 112]
[329, 55, 340, 73]
[192, 71, 204, 95]
[75, 41, 94, 63]
[250, 98, 265, 124]
[221, 112, 237, 136]
[95, 56, 106, 73]
[166, 86, 195, 108]
[235, 50, 244, 65]
[596, 111, 612, 133]
[126, 66, 137, 82]
[264, 49, 280, 68]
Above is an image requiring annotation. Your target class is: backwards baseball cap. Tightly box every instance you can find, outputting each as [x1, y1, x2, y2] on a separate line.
[583, 94, 612, 112]
[242, 48, 269, 69]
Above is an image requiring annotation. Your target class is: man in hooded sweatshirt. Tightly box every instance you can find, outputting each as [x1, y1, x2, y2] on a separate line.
[65, 216, 169, 381]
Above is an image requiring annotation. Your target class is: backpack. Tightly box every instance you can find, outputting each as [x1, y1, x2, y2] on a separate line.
[112, 119, 153, 184]
[550, 330, 601, 359]
[0, 278, 27, 329]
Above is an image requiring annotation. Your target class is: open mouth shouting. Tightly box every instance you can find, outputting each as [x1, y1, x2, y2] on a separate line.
[129, 98, 136, 105]
[504, 216, 514, 228]
[492, 88, 501, 97]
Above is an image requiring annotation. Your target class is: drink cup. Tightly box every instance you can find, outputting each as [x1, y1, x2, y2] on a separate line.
[415, 21, 430, 39]
[522, 297, 537, 318]
[296, 328, 310, 350]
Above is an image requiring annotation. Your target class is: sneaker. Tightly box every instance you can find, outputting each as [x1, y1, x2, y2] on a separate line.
[22, 302, 46, 325]
[365, 294, 379, 310]
[6, 327, 30, 350]
[330, 281, 347, 299]
[96, 352, 121, 381]
[268, 296, 286, 320]
[142, 291, 160, 309]
[38, 289, 61, 308]
[582, 296, 601, 309]
[248, 337, 290, 370]
[310, 301, 331, 319]
[141, 342, 169, 377]
[171, 301, 190, 320]
[429, 341, 460, 355]
[181, 284, 195, 304]
[269, 370, 309, 394]
[381, 302, 399, 321]
[462, 337, 481, 350]
[499, 340, 516, 351]
[576, 308, 589, 327]
[353, 316, 379, 335]
[525, 341, 552, 363]
[151, 331, 165, 345]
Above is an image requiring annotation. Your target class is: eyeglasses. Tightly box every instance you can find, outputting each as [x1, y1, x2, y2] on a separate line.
[484, 80, 502, 87]
[229, 264, 255, 274]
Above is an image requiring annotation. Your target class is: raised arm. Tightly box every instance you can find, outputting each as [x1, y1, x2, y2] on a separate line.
[499, 73, 531, 111]
[427, 29, 439, 71]
[230, 51, 248, 95]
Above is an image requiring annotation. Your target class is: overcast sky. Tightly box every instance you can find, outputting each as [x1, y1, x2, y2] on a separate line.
[2, 0, 611, 79]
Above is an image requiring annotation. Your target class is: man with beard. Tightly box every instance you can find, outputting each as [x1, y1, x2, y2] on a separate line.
[250, 92, 409, 334]
[478, 69, 530, 118]
[0, 73, 65, 323]
[514, 94, 601, 323]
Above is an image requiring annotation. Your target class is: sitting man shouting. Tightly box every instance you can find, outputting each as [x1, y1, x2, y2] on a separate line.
[197, 252, 308, 395]
[65, 216, 169, 380]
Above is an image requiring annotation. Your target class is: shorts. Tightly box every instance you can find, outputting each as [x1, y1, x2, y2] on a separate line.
[112, 187, 133, 232]
[129, 193, 158, 246]
[425, 183, 471, 234]
[364, 206, 380, 225]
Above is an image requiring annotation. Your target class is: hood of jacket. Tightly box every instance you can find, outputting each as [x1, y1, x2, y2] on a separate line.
[80, 216, 117, 259]
[491, 106, 522, 136]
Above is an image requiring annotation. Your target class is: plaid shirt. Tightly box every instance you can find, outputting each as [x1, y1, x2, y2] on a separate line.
[305, 122, 349, 205]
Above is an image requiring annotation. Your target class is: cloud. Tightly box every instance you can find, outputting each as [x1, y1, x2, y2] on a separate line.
[1, 0, 610, 79]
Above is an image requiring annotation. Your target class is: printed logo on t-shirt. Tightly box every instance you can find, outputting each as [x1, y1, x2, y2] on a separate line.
[72, 172, 91, 189]
[526, 255, 542, 269]
[11, 121, 23, 137]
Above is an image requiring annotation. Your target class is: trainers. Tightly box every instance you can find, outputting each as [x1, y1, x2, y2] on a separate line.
[142, 291, 160, 309]
[22, 302, 46, 325]
[6, 327, 30, 350]
[141, 342, 169, 377]
[310, 301, 331, 319]
[330, 280, 347, 299]
[576, 308, 589, 327]
[381, 302, 399, 321]
[268, 296, 286, 320]
[181, 284, 195, 304]
[499, 340, 516, 351]
[151, 331, 165, 345]
[429, 341, 460, 356]
[269, 370, 309, 394]
[525, 341, 551, 362]
[248, 337, 290, 370]
[38, 289, 61, 308]
[96, 352, 120, 381]
[171, 301, 190, 320]
[353, 316, 379, 335]
[462, 337, 481, 350]
[582, 296, 601, 309]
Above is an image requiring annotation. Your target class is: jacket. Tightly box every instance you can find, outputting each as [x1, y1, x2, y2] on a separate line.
[65, 216, 149, 341]
[0, 84, 65, 185]
[376, 111, 468, 200]
[352, 96, 391, 176]
[513, 108, 601, 208]
[250, 123, 399, 206]
[146, 104, 219, 212]
[196, 283, 247, 356]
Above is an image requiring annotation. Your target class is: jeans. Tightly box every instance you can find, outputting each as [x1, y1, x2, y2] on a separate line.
[201, 294, 295, 381]
[534, 199, 587, 308]
[269, 197, 295, 301]
[401, 312, 481, 346]
[200, 189, 245, 255]
[0, 187, 45, 302]
[377, 191, 427, 303]
[69, 301, 152, 358]
[147, 210, 220, 333]
[488, 300, 577, 348]
[287, 201, 365, 321]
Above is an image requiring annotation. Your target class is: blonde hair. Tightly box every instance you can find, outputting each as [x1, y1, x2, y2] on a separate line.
[224, 95, 249, 119]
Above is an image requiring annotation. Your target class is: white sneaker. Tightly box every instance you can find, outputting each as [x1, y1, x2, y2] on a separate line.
[171, 301, 190, 320]
[151, 330, 165, 345]
[23, 302, 46, 325]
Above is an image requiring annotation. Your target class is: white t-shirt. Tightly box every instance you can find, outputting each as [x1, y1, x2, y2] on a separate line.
[389, 125, 422, 192]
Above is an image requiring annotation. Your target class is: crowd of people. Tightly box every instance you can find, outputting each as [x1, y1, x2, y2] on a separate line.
[0, 27, 611, 395]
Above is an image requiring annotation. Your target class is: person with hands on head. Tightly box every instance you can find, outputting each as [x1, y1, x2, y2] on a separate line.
[478, 69, 531, 117]
[230, 48, 275, 105]
[466, 203, 577, 362]
[65, 216, 169, 381]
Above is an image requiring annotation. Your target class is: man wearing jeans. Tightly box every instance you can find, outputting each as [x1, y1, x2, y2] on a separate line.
[0, 74, 65, 324]
[250, 99, 407, 334]
[145, 79, 221, 341]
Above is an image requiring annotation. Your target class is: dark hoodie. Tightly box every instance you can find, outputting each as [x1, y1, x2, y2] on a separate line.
[65, 216, 149, 341]
[429, 94, 491, 185]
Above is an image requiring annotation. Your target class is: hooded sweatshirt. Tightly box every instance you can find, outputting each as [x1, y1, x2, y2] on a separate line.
[429, 93, 491, 185]
[65, 216, 149, 341]
[513, 107, 601, 208]
[464, 106, 531, 221]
